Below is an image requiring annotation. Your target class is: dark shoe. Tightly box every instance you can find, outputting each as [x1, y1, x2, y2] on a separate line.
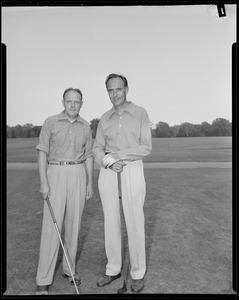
[131, 279, 144, 293]
[97, 273, 121, 287]
[35, 285, 49, 295]
[62, 273, 81, 286]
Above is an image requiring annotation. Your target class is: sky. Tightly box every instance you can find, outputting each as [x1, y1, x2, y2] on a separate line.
[2, 5, 236, 127]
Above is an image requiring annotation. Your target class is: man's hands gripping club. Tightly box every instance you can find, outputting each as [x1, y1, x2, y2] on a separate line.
[102, 152, 126, 173]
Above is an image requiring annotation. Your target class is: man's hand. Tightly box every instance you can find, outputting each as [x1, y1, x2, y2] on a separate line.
[102, 152, 120, 168]
[102, 152, 126, 172]
[86, 183, 94, 200]
[109, 160, 127, 173]
[40, 182, 50, 200]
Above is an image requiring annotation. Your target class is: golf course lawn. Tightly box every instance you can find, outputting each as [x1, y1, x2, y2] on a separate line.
[4, 164, 234, 295]
[6, 136, 232, 163]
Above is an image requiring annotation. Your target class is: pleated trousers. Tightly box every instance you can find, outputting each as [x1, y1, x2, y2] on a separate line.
[98, 159, 146, 280]
[36, 164, 86, 286]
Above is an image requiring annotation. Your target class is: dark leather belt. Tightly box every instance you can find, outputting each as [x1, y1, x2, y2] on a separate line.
[48, 161, 84, 166]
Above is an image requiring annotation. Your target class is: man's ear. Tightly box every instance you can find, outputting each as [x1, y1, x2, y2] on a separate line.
[62, 99, 65, 107]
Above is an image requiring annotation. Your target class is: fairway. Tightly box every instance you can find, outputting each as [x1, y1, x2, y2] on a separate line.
[4, 167, 233, 295]
[6, 136, 232, 163]
[4, 136, 234, 295]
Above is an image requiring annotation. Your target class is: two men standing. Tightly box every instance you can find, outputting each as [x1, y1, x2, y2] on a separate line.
[35, 74, 151, 295]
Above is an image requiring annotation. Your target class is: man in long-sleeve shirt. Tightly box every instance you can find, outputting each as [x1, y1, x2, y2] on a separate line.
[93, 73, 152, 293]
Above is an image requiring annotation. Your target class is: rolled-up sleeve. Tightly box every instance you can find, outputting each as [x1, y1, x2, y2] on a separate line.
[92, 120, 106, 167]
[36, 119, 51, 154]
[84, 124, 93, 160]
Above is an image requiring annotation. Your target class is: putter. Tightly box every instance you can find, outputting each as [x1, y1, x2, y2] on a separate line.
[45, 196, 80, 295]
[117, 171, 129, 294]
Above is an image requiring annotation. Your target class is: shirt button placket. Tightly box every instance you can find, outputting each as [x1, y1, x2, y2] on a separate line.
[119, 116, 122, 127]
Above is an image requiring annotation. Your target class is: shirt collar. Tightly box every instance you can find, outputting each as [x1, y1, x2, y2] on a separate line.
[58, 110, 85, 124]
[108, 101, 136, 119]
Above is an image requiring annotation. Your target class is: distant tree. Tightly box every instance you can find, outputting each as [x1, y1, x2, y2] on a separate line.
[10, 130, 16, 138]
[22, 123, 34, 138]
[14, 125, 22, 138]
[31, 126, 42, 137]
[150, 122, 157, 137]
[155, 122, 171, 137]
[151, 128, 157, 137]
[169, 125, 180, 137]
[7, 125, 11, 138]
[229, 122, 232, 135]
[6, 124, 42, 138]
[90, 118, 100, 138]
[177, 122, 196, 137]
[201, 121, 212, 136]
[193, 124, 202, 137]
[211, 118, 231, 136]
[6, 117, 232, 138]
[23, 123, 34, 128]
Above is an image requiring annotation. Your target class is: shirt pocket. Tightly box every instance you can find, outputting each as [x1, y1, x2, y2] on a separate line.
[50, 123, 69, 154]
[103, 119, 119, 143]
[123, 117, 141, 141]
[75, 125, 87, 150]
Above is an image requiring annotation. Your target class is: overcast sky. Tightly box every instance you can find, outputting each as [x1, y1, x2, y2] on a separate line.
[2, 5, 236, 127]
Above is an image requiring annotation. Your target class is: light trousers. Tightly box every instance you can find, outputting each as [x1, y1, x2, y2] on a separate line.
[36, 164, 86, 286]
[98, 159, 146, 280]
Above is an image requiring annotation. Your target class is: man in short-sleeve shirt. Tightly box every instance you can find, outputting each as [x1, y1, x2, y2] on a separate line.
[35, 88, 93, 295]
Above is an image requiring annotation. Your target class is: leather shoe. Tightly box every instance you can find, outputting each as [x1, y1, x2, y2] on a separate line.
[35, 285, 49, 295]
[97, 273, 121, 287]
[131, 279, 144, 293]
[62, 273, 81, 286]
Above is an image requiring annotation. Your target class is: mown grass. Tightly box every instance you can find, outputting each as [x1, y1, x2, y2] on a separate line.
[6, 136, 232, 163]
[4, 135, 234, 295]
[4, 165, 234, 295]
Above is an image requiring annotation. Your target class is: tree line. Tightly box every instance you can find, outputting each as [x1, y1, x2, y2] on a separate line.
[152, 118, 232, 138]
[6, 118, 232, 139]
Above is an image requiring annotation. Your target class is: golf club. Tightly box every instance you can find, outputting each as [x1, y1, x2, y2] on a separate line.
[117, 171, 129, 294]
[45, 196, 80, 295]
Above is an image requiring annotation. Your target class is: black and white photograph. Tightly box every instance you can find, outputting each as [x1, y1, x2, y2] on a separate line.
[2, 2, 236, 296]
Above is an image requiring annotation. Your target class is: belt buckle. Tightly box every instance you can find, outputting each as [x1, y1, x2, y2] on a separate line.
[59, 161, 66, 166]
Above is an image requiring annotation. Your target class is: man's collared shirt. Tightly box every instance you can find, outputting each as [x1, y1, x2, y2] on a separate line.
[93, 101, 152, 166]
[36, 111, 92, 162]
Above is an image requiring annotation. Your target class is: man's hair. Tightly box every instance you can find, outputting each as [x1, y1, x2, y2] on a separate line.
[63, 88, 83, 100]
[105, 73, 128, 88]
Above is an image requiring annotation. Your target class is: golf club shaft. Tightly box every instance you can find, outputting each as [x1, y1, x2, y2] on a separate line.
[117, 171, 122, 199]
[45, 196, 80, 295]
[117, 171, 128, 293]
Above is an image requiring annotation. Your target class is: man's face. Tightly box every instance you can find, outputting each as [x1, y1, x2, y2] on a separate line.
[106, 77, 128, 108]
[62, 90, 82, 120]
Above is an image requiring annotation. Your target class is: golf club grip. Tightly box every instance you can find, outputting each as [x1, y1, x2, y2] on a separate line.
[117, 172, 122, 198]
[46, 196, 57, 223]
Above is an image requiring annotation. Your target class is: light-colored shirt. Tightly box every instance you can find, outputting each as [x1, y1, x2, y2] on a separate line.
[36, 111, 92, 162]
[93, 101, 152, 166]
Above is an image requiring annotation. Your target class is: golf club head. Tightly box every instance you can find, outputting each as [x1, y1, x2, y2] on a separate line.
[117, 286, 127, 294]
[117, 282, 127, 294]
